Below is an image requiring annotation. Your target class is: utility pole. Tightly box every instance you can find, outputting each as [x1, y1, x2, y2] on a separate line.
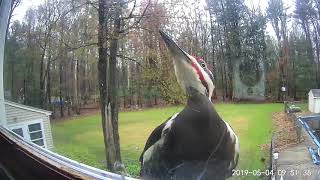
[0, 0, 13, 126]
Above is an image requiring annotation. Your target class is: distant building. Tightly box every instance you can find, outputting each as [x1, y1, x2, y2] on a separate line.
[5, 100, 54, 149]
[308, 89, 320, 113]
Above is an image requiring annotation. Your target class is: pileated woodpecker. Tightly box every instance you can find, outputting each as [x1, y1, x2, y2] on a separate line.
[139, 30, 239, 180]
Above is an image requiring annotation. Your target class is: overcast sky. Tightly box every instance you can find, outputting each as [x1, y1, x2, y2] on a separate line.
[12, 0, 44, 21]
[13, 0, 295, 36]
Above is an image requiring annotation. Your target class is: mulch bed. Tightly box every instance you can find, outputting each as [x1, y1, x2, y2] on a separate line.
[271, 112, 300, 151]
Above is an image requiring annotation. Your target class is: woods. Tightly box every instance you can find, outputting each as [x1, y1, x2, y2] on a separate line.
[4, 0, 320, 172]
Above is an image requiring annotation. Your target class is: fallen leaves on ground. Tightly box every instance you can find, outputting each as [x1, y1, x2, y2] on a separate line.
[271, 112, 301, 151]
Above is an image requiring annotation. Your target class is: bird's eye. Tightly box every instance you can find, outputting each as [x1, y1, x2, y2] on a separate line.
[201, 63, 206, 68]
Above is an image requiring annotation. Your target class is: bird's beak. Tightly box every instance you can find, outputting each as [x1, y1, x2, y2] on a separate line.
[159, 30, 206, 97]
[159, 30, 192, 64]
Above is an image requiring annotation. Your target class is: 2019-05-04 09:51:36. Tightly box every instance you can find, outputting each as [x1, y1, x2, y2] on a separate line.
[231, 169, 313, 177]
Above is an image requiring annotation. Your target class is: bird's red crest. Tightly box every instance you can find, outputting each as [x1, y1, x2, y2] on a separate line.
[192, 55, 203, 62]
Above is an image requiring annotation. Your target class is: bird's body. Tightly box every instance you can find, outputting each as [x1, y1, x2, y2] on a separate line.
[140, 30, 239, 180]
[140, 91, 238, 180]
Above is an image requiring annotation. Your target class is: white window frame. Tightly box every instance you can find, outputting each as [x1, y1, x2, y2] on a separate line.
[9, 124, 26, 138]
[8, 119, 47, 148]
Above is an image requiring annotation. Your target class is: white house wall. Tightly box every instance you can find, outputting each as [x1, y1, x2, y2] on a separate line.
[309, 93, 314, 112]
[314, 99, 320, 113]
[5, 104, 54, 149]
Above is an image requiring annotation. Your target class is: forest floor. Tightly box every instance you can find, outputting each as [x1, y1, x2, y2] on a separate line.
[51, 103, 283, 178]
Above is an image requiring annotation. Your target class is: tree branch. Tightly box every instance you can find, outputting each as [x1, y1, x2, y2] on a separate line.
[127, 0, 136, 19]
[63, 41, 98, 51]
[119, 0, 151, 34]
[116, 54, 142, 66]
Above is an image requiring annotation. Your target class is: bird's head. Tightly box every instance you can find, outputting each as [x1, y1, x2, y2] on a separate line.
[159, 30, 215, 100]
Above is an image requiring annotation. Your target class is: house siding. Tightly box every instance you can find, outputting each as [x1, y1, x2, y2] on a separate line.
[5, 104, 54, 149]
[315, 99, 320, 113]
[309, 92, 314, 112]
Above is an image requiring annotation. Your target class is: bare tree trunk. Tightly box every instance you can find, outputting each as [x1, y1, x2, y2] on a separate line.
[47, 61, 51, 107]
[137, 65, 143, 107]
[76, 57, 80, 114]
[10, 61, 15, 100]
[59, 62, 64, 117]
[292, 54, 296, 99]
[313, 22, 320, 88]
[98, 0, 110, 170]
[122, 60, 127, 109]
[5, 0, 20, 40]
[209, 15, 217, 99]
[223, 62, 228, 99]
[217, 24, 225, 101]
[44, 54, 52, 109]
[23, 71, 26, 104]
[316, 30, 320, 89]
[107, 1, 122, 171]
[39, 29, 51, 108]
[73, 55, 80, 114]
[84, 51, 89, 105]
[98, 0, 122, 172]
[220, 60, 225, 101]
[40, 49, 45, 107]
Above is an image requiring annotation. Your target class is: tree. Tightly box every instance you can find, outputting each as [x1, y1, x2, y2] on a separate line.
[98, 0, 123, 172]
[267, 0, 289, 100]
[294, 0, 316, 86]
[37, 0, 59, 108]
[6, 0, 21, 40]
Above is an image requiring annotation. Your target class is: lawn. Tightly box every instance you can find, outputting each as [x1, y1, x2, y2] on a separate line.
[51, 103, 283, 178]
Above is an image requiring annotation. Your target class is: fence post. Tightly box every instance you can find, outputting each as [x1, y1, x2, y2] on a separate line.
[270, 134, 278, 180]
[297, 116, 302, 143]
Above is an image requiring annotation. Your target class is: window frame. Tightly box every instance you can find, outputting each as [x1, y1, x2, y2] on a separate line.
[10, 125, 25, 138]
[8, 119, 47, 148]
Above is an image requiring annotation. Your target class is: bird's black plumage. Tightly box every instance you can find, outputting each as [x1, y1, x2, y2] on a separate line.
[139, 30, 239, 180]
[139, 117, 169, 163]
[140, 91, 238, 180]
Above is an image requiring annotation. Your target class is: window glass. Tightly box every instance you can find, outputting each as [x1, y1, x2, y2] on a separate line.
[29, 131, 43, 140]
[10, 122, 45, 147]
[28, 123, 41, 132]
[12, 128, 23, 137]
[32, 139, 44, 146]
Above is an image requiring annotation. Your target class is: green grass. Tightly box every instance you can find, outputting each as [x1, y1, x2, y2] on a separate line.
[51, 103, 283, 178]
[298, 103, 308, 111]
